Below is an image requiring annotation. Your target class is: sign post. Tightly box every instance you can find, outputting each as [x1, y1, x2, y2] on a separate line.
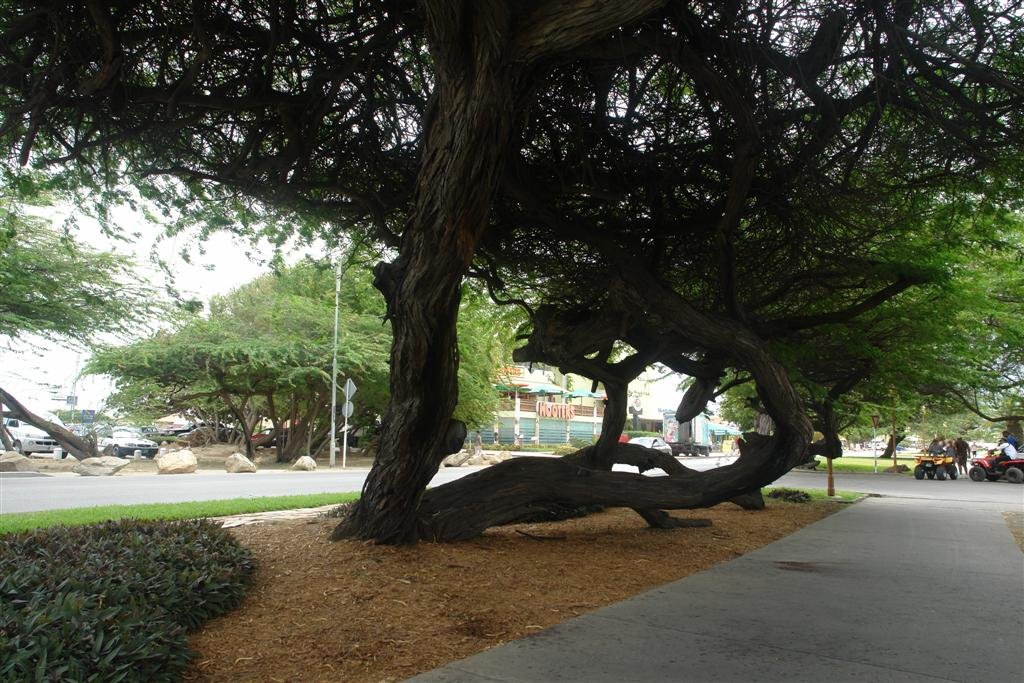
[342, 379, 356, 468]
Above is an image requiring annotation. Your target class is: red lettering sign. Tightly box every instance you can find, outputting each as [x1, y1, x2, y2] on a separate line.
[536, 402, 576, 419]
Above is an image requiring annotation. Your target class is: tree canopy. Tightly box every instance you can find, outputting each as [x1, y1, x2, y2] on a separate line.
[88, 259, 516, 458]
[2, 1, 1022, 543]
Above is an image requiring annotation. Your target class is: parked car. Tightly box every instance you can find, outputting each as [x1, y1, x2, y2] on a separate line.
[99, 427, 159, 458]
[628, 436, 673, 455]
[2, 417, 60, 456]
[250, 427, 283, 449]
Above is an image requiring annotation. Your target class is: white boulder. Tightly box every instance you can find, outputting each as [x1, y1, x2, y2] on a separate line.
[442, 450, 473, 467]
[225, 452, 257, 473]
[156, 449, 198, 474]
[73, 456, 131, 477]
[291, 455, 317, 471]
[0, 451, 38, 472]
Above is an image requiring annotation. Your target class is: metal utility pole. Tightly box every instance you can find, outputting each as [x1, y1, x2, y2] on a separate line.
[329, 257, 341, 468]
[871, 414, 880, 473]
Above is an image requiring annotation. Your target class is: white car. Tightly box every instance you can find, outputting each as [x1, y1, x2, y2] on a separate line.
[99, 427, 159, 459]
[628, 436, 673, 455]
[2, 417, 60, 455]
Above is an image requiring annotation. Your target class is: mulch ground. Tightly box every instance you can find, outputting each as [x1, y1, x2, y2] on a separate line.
[184, 500, 844, 682]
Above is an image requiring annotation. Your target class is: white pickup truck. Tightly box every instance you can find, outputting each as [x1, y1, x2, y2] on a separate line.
[2, 417, 60, 455]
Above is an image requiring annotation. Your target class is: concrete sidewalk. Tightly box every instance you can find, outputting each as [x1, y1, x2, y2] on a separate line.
[411, 496, 1024, 683]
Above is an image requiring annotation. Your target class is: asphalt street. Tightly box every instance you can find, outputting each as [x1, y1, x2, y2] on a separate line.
[2, 456, 1022, 514]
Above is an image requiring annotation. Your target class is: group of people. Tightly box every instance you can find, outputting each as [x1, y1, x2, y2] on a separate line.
[926, 436, 973, 475]
[926, 431, 1019, 474]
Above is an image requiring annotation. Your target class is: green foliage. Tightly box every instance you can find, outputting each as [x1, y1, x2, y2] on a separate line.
[0, 519, 254, 681]
[88, 259, 517, 438]
[0, 208, 165, 346]
[765, 488, 812, 504]
[624, 430, 661, 439]
[551, 444, 578, 456]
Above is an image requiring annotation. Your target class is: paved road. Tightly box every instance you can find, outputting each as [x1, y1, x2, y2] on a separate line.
[2, 456, 1021, 513]
[413, 495, 1024, 682]
[0, 454, 737, 514]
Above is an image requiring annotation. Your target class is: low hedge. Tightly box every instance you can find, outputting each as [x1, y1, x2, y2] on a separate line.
[0, 519, 255, 681]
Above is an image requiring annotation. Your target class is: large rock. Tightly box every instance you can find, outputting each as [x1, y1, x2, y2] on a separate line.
[0, 451, 38, 472]
[442, 450, 473, 467]
[291, 455, 317, 471]
[73, 456, 131, 477]
[156, 449, 198, 474]
[225, 452, 257, 473]
[464, 452, 505, 467]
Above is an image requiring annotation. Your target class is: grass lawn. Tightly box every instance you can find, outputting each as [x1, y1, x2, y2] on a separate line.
[814, 455, 918, 473]
[0, 492, 359, 535]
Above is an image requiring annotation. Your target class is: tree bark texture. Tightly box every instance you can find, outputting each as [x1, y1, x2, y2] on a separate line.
[335, 2, 519, 543]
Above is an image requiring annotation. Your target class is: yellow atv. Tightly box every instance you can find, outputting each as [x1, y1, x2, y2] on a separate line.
[914, 452, 958, 480]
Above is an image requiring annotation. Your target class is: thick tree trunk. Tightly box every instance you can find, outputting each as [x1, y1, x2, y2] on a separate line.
[0, 386, 97, 459]
[880, 433, 905, 460]
[334, 7, 518, 544]
[334, 0, 670, 544]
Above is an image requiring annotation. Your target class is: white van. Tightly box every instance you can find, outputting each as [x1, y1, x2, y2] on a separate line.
[2, 417, 60, 455]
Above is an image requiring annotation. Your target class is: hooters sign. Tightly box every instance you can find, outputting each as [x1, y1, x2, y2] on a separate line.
[536, 402, 576, 419]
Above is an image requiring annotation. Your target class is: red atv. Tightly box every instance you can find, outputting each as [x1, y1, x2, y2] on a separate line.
[968, 453, 1024, 483]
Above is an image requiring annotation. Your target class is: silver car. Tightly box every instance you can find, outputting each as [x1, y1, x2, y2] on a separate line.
[628, 436, 673, 455]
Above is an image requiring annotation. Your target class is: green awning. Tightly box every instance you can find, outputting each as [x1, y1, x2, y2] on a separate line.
[707, 421, 741, 436]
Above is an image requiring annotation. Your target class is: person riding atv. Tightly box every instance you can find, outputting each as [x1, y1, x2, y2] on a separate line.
[914, 439, 958, 480]
[968, 439, 1024, 483]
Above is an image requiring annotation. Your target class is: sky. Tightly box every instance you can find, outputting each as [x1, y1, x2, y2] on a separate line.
[1, 202, 281, 415]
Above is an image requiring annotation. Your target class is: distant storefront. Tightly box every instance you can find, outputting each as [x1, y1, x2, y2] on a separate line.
[492, 366, 605, 445]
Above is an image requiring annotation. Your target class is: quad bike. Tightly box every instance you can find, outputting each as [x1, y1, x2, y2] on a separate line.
[913, 452, 958, 480]
[967, 453, 1024, 483]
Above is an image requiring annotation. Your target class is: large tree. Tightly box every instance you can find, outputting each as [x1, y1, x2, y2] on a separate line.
[2, 1, 1021, 542]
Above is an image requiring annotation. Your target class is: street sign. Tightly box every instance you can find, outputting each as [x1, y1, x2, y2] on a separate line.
[343, 378, 357, 398]
[870, 414, 880, 428]
[343, 401, 354, 418]
[66, 395, 78, 407]
[81, 410, 95, 424]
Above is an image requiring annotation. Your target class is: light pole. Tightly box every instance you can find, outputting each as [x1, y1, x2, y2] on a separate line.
[871, 414, 880, 473]
[329, 256, 341, 468]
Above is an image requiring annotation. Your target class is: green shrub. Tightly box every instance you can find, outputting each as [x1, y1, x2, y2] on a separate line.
[766, 488, 812, 503]
[551, 444, 578, 456]
[0, 519, 255, 681]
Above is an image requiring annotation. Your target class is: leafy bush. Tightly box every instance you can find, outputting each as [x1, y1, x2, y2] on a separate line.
[624, 430, 661, 439]
[766, 488, 812, 503]
[551, 444, 578, 456]
[0, 519, 255, 681]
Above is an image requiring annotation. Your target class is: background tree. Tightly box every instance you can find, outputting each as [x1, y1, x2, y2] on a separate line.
[0, 197, 166, 456]
[90, 260, 513, 460]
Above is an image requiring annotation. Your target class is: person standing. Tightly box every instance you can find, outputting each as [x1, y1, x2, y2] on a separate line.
[954, 437, 970, 475]
[943, 439, 957, 472]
